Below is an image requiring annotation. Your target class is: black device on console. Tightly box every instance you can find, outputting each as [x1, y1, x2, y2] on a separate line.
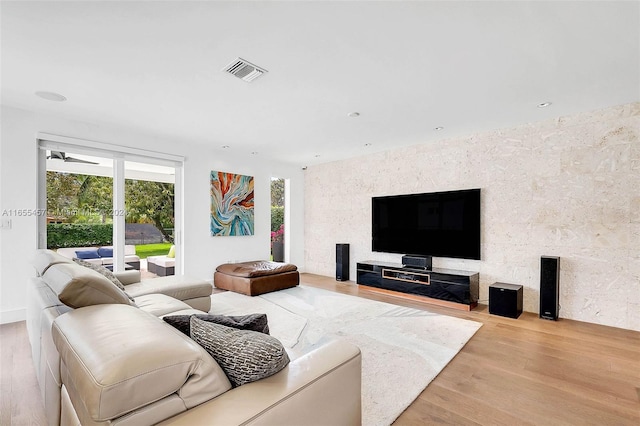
[401, 254, 432, 270]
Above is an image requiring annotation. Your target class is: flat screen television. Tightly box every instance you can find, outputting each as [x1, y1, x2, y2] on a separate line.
[372, 188, 481, 260]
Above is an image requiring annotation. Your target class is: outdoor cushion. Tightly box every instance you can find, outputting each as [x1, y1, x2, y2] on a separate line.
[97, 247, 114, 257]
[75, 249, 100, 259]
[149, 256, 175, 267]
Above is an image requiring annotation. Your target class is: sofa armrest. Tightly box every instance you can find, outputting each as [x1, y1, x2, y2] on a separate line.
[52, 304, 231, 424]
[114, 269, 141, 285]
[158, 339, 362, 426]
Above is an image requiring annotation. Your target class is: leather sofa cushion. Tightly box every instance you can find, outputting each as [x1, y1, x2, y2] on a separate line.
[42, 263, 132, 309]
[216, 261, 297, 278]
[155, 340, 362, 426]
[52, 304, 231, 422]
[72, 258, 125, 289]
[114, 269, 142, 285]
[127, 275, 212, 300]
[72, 258, 137, 303]
[134, 293, 193, 317]
[159, 308, 204, 318]
[32, 249, 74, 276]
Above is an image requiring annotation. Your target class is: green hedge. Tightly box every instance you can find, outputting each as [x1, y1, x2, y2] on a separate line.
[47, 223, 113, 249]
[271, 206, 284, 232]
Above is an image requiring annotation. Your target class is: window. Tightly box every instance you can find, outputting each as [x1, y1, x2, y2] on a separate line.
[37, 134, 183, 275]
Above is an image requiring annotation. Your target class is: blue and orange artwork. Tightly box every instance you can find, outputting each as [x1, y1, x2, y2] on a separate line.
[210, 171, 254, 236]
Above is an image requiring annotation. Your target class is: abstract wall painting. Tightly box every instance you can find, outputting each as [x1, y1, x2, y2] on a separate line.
[210, 171, 254, 236]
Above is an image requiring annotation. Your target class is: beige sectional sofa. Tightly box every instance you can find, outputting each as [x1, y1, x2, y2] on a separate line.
[27, 249, 362, 425]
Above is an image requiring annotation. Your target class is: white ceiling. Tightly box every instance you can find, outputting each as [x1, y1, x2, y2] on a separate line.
[2, 1, 639, 167]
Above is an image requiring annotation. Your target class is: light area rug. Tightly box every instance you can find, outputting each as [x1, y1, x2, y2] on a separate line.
[210, 285, 482, 426]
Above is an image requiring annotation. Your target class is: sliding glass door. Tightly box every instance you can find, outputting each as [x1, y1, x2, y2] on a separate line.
[124, 160, 176, 277]
[37, 135, 183, 275]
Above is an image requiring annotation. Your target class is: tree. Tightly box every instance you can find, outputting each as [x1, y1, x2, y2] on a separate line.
[271, 206, 284, 232]
[125, 180, 175, 242]
[270, 178, 285, 232]
[46, 172, 175, 242]
[46, 172, 81, 219]
[77, 175, 113, 223]
[270, 178, 284, 207]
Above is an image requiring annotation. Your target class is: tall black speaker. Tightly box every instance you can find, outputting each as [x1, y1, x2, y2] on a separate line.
[336, 244, 349, 281]
[540, 256, 560, 320]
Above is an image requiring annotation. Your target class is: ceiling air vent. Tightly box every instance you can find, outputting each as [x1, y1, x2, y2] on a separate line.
[223, 58, 267, 82]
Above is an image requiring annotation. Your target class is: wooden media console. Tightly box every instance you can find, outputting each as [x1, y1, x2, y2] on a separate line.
[356, 260, 479, 311]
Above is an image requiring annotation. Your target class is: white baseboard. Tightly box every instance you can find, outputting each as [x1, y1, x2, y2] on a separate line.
[0, 308, 26, 324]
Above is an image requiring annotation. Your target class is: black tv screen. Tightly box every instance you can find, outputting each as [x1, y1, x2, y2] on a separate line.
[372, 188, 481, 260]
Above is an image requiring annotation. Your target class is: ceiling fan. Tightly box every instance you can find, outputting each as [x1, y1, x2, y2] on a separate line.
[47, 151, 99, 165]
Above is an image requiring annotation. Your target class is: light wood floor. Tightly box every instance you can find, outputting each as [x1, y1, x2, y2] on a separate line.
[302, 274, 640, 426]
[0, 320, 48, 425]
[2, 273, 639, 425]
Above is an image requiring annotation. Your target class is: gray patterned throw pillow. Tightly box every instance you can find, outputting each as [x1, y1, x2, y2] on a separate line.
[190, 317, 289, 387]
[163, 313, 270, 336]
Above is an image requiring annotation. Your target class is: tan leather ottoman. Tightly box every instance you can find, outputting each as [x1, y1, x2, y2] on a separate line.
[214, 261, 299, 296]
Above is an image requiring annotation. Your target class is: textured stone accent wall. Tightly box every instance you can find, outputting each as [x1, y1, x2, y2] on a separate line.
[304, 103, 640, 331]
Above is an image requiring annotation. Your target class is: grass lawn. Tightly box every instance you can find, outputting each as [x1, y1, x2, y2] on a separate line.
[135, 243, 172, 259]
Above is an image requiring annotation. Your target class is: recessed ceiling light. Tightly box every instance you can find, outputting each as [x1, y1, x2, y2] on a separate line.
[222, 145, 230, 149]
[537, 102, 552, 108]
[434, 126, 444, 131]
[35, 91, 66, 102]
[347, 112, 360, 117]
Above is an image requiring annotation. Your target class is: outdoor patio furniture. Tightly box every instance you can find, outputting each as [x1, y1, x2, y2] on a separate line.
[147, 245, 175, 276]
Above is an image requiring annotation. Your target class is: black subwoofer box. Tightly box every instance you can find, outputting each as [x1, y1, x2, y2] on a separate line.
[489, 282, 523, 319]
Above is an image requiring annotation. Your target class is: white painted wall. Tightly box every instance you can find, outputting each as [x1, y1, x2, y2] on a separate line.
[0, 105, 305, 323]
[304, 103, 640, 331]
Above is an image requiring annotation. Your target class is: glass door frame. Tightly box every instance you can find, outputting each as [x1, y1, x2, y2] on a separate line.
[36, 133, 184, 274]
